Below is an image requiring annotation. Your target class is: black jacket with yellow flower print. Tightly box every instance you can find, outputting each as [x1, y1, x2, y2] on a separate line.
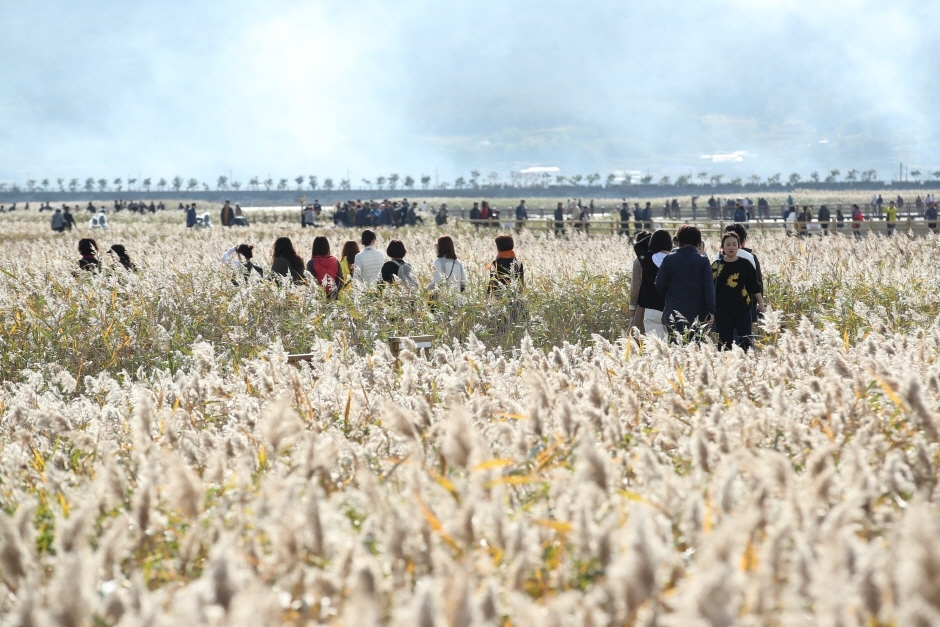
[711, 257, 760, 313]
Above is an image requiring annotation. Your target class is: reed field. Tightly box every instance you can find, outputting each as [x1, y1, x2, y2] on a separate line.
[1, 210, 939, 625]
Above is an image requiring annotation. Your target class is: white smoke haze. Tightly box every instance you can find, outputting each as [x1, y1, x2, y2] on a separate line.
[2, 0, 939, 185]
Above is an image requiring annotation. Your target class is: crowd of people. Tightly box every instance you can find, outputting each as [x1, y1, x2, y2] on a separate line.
[70, 215, 772, 350]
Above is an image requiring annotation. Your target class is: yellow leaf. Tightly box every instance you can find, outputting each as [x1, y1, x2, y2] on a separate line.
[740, 538, 758, 571]
[471, 458, 514, 472]
[415, 493, 462, 554]
[495, 412, 528, 421]
[876, 378, 905, 408]
[430, 471, 459, 500]
[56, 492, 70, 518]
[485, 475, 545, 488]
[534, 519, 572, 534]
[258, 445, 267, 470]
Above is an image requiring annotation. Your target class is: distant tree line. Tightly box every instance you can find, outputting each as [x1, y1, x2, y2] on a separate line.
[2, 167, 939, 195]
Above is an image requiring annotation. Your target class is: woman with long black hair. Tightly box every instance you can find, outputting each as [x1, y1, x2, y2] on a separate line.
[270, 237, 307, 284]
[77, 238, 100, 272]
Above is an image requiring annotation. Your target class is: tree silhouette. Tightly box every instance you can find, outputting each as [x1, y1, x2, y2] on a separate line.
[810, 171, 820, 183]
[340, 179, 350, 191]
[454, 176, 466, 189]
[788, 172, 801, 185]
[420, 175, 431, 190]
[263, 178, 273, 191]
[39, 179, 48, 191]
[931, 171, 940, 181]
[128, 178, 137, 191]
[308, 176, 318, 190]
[26, 180, 36, 192]
[657, 176, 671, 186]
[911, 170, 921, 181]
[639, 174, 653, 185]
[606, 173, 617, 187]
[186, 178, 199, 191]
[295, 176, 304, 190]
[69, 178, 79, 193]
[766, 173, 782, 185]
[709, 174, 723, 186]
[824, 169, 840, 183]
[697, 171, 709, 184]
[388, 173, 400, 190]
[555, 175, 567, 185]
[323, 178, 334, 191]
[675, 174, 692, 186]
[97, 179, 108, 192]
[376, 176, 386, 190]
[404, 175, 415, 189]
[361, 179, 371, 190]
[114, 178, 123, 192]
[748, 174, 761, 186]
[56, 178, 64, 192]
[248, 177, 259, 191]
[845, 169, 859, 183]
[729, 177, 743, 186]
[861, 170, 877, 182]
[172, 177, 183, 192]
[84, 178, 95, 192]
[217, 176, 228, 190]
[142, 178, 151, 191]
[231, 181, 242, 191]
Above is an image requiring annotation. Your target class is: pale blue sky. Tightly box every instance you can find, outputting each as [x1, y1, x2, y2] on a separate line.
[1, 0, 937, 185]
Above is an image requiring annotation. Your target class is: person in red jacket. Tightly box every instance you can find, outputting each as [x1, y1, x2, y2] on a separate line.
[307, 236, 340, 295]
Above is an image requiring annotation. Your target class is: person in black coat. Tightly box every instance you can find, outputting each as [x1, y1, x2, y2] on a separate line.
[655, 225, 715, 338]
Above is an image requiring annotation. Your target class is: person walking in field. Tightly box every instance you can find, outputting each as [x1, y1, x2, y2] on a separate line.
[711, 231, 765, 351]
[619, 201, 631, 237]
[270, 237, 307, 285]
[925, 203, 938, 233]
[554, 202, 566, 236]
[307, 236, 340, 296]
[220, 200, 234, 227]
[635, 229, 672, 338]
[515, 199, 528, 222]
[186, 204, 197, 227]
[380, 240, 417, 288]
[428, 235, 466, 293]
[885, 200, 898, 236]
[629, 230, 651, 334]
[338, 240, 360, 288]
[51, 208, 66, 232]
[222, 244, 263, 282]
[107, 244, 137, 271]
[78, 238, 101, 272]
[353, 230, 385, 285]
[655, 225, 715, 339]
[487, 234, 524, 293]
[851, 204, 864, 239]
[818, 205, 831, 234]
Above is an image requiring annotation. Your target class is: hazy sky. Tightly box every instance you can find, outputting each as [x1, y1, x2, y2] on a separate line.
[2, 0, 938, 186]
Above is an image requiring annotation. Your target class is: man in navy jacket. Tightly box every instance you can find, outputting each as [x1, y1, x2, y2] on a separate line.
[655, 225, 716, 335]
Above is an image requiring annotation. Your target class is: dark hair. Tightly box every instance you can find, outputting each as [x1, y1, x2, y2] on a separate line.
[436, 235, 457, 260]
[236, 244, 254, 260]
[361, 229, 376, 246]
[676, 224, 702, 247]
[634, 230, 651, 244]
[386, 239, 406, 258]
[495, 234, 514, 252]
[108, 244, 130, 263]
[312, 236, 331, 257]
[272, 237, 305, 272]
[721, 232, 741, 246]
[648, 229, 673, 254]
[78, 238, 98, 256]
[340, 240, 360, 265]
[724, 223, 749, 244]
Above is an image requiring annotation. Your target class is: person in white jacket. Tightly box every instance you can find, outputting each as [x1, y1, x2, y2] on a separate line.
[352, 229, 385, 285]
[428, 235, 466, 292]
